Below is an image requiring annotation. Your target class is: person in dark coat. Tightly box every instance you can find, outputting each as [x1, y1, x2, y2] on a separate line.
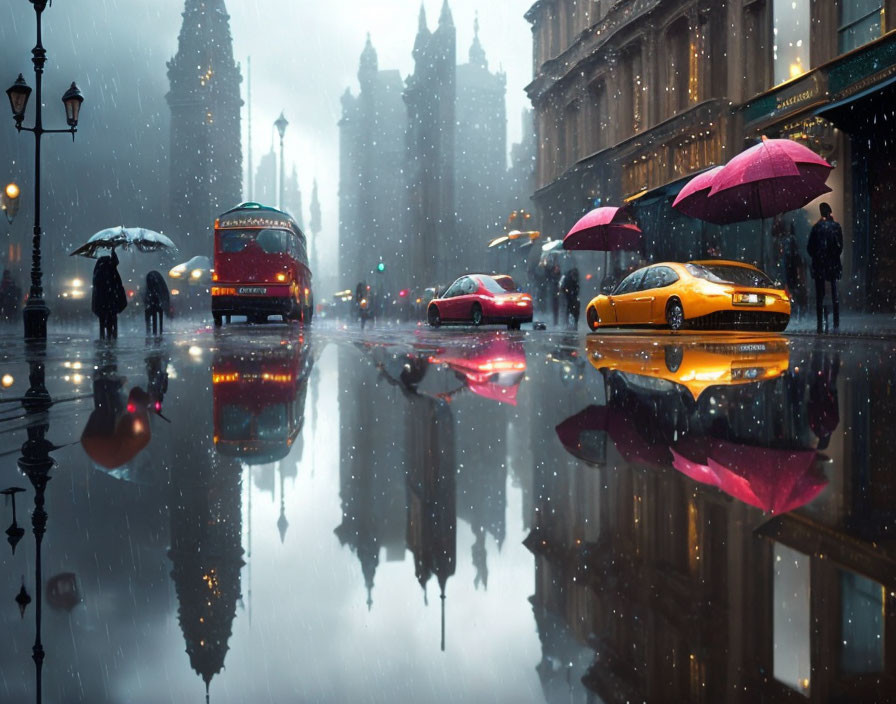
[142, 270, 169, 335]
[808, 349, 840, 450]
[92, 249, 127, 340]
[559, 267, 580, 328]
[806, 202, 843, 333]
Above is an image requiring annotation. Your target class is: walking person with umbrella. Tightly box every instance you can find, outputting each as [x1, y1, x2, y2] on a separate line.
[806, 203, 843, 333]
[71, 226, 178, 339]
[91, 248, 126, 340]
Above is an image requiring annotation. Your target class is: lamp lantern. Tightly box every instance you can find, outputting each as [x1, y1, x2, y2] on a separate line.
[6, 75, 31, 127]
[61, 83, 83, 128]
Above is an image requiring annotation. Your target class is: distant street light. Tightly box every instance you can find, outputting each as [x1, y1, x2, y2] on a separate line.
[2, 182, 21, 223]
[6, 0, 84, 341]
[274, 112, 288, 211]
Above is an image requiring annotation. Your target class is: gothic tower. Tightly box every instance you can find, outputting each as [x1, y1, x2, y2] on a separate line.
[405, 1, 456, 287]
[456, 16, 507, 274]
[167, 0, 243, 258]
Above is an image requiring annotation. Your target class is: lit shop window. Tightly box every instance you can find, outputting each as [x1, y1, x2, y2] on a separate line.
[839, 0, 884, 54]
[773, 543, 811, 696]
[773, 0, 810, 85]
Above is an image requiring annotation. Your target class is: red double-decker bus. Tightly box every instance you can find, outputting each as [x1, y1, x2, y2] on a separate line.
[211, 202, 313, 325]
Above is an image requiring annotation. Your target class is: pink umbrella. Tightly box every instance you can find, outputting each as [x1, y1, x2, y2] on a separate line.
[681, 138, 833, 224]
[562, 206, 642, 252]
[670, 166, 725, 221]
[671, 436, 827, 514]
[556, 405, 671, 468]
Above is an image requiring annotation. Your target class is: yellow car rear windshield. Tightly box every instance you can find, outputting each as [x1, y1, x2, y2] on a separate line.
[685, 263, 774, 288]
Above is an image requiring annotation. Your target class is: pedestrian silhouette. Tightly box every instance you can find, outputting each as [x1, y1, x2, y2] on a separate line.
[91, 249, 127, 340]
[143, 270, 170, 336]
[559, 267, 580, 329]
[807, 202, 843, 333]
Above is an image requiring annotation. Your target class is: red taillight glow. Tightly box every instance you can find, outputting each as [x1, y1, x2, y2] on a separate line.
[126, 402, 136, 413]
[477, 359, 527, 373]
[211, 286, 237, 296]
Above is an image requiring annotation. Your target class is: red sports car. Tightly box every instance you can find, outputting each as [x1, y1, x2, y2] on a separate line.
[427, 274, 533, 330]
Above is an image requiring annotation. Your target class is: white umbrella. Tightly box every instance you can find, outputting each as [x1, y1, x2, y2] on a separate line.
[541, 239, 564, 253]
[70, 227, 177, 258]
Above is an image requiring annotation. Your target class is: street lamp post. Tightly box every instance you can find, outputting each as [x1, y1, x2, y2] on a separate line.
[6, 0, 84, 341]
[274, 112, 288, 211]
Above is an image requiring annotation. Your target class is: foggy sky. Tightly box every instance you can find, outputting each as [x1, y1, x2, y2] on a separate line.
[0, 1, 533, 286]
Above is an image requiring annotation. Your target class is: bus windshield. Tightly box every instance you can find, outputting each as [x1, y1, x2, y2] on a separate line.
[219, 228, 291, 254]
[219, 403, 289, 441]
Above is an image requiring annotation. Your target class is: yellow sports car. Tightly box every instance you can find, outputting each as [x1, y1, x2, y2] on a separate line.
[586, 334, 790, 401]
[585, 260, 791, 331]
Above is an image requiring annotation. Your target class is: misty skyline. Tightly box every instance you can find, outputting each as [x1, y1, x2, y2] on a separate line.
[0, 0, 533, 287]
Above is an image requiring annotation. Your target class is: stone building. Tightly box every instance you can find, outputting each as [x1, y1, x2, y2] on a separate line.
[455, 17, 508, 276]
[339, 3, 511, 293]
[166, 0, 243, 258]
[339, 36, 408, 294]
[404, 3, 458, 287]
[525, 0, 896, 310]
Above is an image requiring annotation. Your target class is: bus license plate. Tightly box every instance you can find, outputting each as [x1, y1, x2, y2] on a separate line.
[238, 286, 267, 295]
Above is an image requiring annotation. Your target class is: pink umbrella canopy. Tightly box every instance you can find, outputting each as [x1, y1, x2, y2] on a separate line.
[556, 404, 671, 468]
[563, 206, 642, 252]
[671, 166, 725, 221]
[670, 436, 827, 514]
[675, 138, 833, 224]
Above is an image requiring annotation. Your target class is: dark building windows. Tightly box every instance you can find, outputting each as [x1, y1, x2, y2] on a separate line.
[666, 17, 691, 117]
[838, 0, 884, 53]
[588, 79, 608, 153]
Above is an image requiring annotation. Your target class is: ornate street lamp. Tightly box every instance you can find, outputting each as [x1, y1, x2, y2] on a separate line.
[274, 112, 288, 211]
[6, 0, 85, 341]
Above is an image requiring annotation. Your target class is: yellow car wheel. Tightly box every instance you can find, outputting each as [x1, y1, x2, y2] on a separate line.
[587, 305, 600, 331]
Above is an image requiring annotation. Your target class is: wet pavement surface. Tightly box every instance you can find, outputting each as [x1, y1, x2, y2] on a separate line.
[1, 318, 895, 703]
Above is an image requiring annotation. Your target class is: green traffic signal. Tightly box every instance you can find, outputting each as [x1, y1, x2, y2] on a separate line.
[376, 261, 385, 272]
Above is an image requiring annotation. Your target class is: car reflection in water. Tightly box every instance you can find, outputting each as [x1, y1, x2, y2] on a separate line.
[212, 337, 313, 465]
[558, 333, 828, 514]
[427, 336, 527, 406]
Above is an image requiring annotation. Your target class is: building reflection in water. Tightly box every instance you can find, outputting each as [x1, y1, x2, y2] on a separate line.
[337, 334, 523, 647]
[531, 334, 896, 702]
[194, 336, 313, 699]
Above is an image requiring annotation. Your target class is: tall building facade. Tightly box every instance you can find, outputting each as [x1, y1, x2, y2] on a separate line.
[166, 0, 243, 258]
[339, 37, 408, 294]
[455, 18, 508, 276]
[525, 0, 896, 310]
[405, 3, 457, 287]
[339, 3, 510, 293]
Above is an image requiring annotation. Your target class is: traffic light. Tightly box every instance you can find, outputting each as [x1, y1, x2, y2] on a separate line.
[376, 261, 385, 273]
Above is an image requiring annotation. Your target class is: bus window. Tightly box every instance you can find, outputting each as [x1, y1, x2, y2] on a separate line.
[220, 231, 255, 253]
[256, 229, 289, 254]
[219, 228, 290, 254]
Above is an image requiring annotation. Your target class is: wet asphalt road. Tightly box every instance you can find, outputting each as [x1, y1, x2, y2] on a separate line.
[0, 317, 894, 703]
